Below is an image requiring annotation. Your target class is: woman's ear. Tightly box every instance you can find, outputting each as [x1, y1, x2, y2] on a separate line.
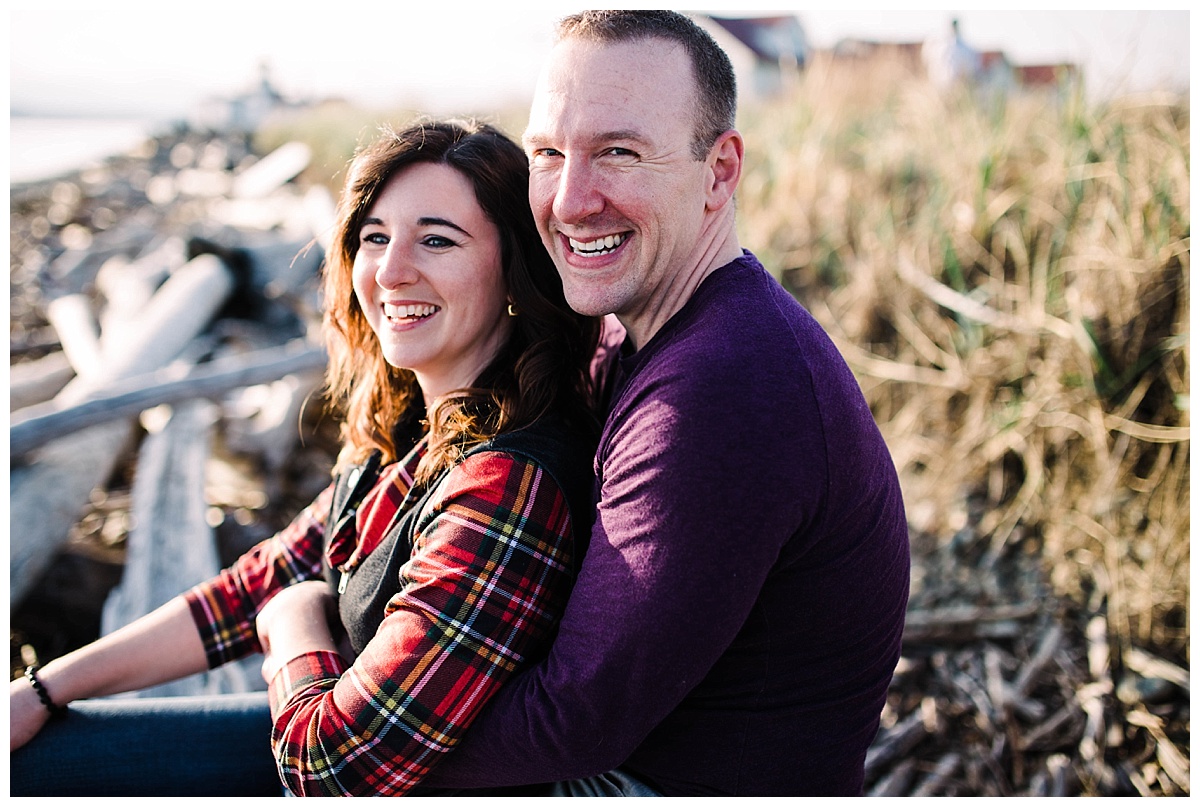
[705, 129, 744, 212]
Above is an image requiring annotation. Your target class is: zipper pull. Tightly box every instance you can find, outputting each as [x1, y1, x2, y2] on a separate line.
[338, 568, 351, 595]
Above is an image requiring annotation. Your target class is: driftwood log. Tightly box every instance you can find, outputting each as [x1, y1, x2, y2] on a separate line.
[10, 339, 326, 458]
[100, 399, 263, 697]
[9, 351, 75, 411]
[44, 293, 103, 378]
[11, 253, 236, 606]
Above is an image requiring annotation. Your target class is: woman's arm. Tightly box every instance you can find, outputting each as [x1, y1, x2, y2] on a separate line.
[11, 482, 339, 754]
[258, 451, 577, 796]
[255, 580, 342, 684]
[10, 596, 207, 751]
[183, 484, 335, 669]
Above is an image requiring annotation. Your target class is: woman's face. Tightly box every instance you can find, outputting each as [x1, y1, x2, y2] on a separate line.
[352, 162, 511, 402]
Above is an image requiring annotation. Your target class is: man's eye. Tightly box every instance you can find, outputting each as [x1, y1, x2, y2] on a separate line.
[606, 147, 636, 157]
[532, 148, 563, 160]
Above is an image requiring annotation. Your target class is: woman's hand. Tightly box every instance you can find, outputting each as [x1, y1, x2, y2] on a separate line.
[256, 581, 343, 685]
[10, 675, 51, 752]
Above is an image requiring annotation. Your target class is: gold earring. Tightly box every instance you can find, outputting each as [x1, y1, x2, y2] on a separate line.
[507, 303, 517, 317]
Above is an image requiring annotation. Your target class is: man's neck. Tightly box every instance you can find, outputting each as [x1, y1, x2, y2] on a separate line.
[620, 219, 742, 351]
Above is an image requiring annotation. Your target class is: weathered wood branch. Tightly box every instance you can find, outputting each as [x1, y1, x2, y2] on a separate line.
[911, 751, 963, 796]
[867, 758, 917, 796]
[902, 602, 1041, 643]
[1124, 646, 1189, 692]
[10, 351, 75, 411]
[44, 293, 103, 377]
[100, 400, 262, 697]
[864, 705, 930, 782]
[11, 340, 326, 457]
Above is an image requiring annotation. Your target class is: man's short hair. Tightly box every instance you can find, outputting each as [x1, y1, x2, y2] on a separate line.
[556, 10, 737, 161]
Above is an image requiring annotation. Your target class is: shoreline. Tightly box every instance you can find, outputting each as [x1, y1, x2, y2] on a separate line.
[10, 116, 173, 186]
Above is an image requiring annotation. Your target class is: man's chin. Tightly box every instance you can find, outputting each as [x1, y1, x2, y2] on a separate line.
[562, 288, 613, 319]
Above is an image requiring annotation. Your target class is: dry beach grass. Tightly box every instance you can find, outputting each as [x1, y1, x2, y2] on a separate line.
[735, 55, 1189, 794]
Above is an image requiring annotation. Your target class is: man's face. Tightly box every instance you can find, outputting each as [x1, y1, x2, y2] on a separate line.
[523, 36, 712, 344]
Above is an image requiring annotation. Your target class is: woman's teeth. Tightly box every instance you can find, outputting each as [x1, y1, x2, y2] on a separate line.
[385, 303, 439, 321]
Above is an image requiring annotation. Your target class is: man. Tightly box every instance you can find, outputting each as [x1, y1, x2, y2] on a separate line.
[421, 10, 910, 796]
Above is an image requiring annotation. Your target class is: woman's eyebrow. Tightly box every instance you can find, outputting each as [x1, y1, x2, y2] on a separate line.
[359, 215, 472, 237]
[418, 216, 471, 236]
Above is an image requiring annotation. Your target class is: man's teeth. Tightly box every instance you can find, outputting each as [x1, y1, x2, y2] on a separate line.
[385, 303, 439, 320]
[568, 233, 625, 255]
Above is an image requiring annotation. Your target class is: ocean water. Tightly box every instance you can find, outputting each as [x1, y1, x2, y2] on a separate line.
[10, 116, 162, 184]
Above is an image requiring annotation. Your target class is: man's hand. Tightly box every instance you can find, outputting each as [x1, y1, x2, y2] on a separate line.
[256, 581, 342, 685]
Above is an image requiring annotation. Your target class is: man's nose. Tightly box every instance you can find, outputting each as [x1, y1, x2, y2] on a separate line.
[551, 157, 604, 224]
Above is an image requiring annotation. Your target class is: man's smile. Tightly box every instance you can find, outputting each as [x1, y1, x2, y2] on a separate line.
[567, 233, 628, 256]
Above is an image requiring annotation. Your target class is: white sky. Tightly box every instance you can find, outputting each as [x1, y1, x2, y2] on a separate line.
[8, 4, 1193, 119]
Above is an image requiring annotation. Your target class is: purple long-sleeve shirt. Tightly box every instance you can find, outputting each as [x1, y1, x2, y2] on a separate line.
[422, 251, 911, 795]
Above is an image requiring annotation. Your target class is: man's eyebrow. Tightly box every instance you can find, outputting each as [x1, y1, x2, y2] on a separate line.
[523, 131, 551, 149]
[596, 129, 647, 145]
[523, 129, 650, 149]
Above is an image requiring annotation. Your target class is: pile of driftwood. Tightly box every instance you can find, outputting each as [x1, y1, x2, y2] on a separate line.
[9, 125, 1189, 795]
[11, 125, 340, 694]
[867, 527, 1188, 796]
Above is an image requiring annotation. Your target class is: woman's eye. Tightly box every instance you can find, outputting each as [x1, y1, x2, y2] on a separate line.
[422, 235, 457, 248]
[362, 232, 388, 245]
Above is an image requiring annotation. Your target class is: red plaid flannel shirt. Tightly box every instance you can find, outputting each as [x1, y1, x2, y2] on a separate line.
[184, 436, 577, 795]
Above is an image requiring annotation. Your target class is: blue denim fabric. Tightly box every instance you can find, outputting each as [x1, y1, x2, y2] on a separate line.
[548, 769, 664, 796]
[11, 690, 662, 797]
[10, 691, 279, 796]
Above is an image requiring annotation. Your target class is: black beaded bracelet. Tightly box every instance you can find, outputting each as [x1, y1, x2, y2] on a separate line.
[24, 665, 68, 720]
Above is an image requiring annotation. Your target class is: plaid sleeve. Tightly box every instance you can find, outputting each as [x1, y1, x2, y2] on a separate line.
[267, 451, 577, 796]
[183, 483, 335, 667]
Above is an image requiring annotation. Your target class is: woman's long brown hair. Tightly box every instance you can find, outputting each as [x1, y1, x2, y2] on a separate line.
[322, 119, 600, 482]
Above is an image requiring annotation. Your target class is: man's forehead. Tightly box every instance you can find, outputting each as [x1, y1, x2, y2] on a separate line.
[524, 36, 693, 143]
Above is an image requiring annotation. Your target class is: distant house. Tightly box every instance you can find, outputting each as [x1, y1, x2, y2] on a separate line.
[693, 14, 809, 98]
[921, 19, 1079, 98]
[976, 50, 1015, 94]
[1013, 63, 1081, 92]
[191, 61, 299, 134]
[831, 38, 926, 73]
[961, 52, 1080, 98]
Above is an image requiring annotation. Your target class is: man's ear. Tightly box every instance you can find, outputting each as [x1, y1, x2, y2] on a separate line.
[705, 129, 744, 211]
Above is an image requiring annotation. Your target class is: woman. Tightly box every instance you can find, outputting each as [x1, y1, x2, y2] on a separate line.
[10, 119, 601, 796]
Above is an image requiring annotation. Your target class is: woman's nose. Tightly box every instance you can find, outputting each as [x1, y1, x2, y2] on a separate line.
[375, 246, 419, 288]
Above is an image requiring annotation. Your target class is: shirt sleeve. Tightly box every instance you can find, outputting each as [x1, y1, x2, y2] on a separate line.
[184, 483, 335, 667]
[266, 450, 577, 796]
